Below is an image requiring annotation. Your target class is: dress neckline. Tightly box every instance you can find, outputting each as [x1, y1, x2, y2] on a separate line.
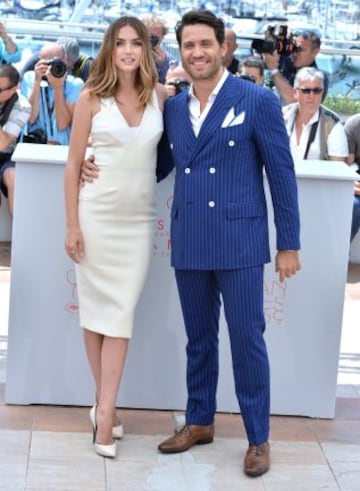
[112, 96, 148, 128]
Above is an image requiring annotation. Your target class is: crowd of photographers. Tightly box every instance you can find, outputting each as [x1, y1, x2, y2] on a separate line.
[0, 15, 359, 241]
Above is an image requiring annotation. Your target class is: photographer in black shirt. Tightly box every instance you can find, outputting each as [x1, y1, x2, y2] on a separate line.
[262, 29, 328, 105]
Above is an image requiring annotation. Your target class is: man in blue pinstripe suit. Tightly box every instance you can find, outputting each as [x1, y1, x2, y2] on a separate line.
[157, 10, 301, 477]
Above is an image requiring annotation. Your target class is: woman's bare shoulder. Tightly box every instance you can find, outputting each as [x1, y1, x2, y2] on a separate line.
[78, 88, 100, 114]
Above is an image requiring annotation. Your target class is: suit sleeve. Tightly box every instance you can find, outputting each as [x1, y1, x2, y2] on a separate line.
[156, 109, 174, 183]
[253, 89, 301, 251]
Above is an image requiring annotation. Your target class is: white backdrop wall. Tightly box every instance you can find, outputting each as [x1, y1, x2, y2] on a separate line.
[5, 145, 357, 418]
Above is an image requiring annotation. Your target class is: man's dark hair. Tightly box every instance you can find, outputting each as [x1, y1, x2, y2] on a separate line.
[295, 30, 321, 50]
[0, 64, 20, 86]
[0, 65, 19, 127]
[241, 57, 265, 76]
[175, 10, 225, 47]
[57, 37, 80, 64]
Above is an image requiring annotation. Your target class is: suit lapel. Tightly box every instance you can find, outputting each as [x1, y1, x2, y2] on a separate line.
[187, 74, 245, 165]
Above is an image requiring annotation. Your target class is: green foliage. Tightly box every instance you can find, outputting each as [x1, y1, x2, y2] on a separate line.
[324, 96, 360, 115]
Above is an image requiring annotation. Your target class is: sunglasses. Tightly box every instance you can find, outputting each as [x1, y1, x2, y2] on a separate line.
[0, 83, 17, 94]
[296, 87, 323, 95]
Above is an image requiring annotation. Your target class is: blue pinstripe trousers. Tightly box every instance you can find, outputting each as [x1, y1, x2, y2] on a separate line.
[175, 267, 270, 445]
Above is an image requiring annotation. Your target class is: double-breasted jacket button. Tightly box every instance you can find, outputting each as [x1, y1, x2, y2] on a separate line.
[184, 168, 191, 174]
[209, 167, 216, 174]
[208, 201, 215, 207]
[228, 140, 235, 147]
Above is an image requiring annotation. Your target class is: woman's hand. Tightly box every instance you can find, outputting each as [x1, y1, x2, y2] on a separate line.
[65, 227, 84, 264]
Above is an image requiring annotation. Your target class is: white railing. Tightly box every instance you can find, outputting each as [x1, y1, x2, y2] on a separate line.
[4, 17, 360, 56]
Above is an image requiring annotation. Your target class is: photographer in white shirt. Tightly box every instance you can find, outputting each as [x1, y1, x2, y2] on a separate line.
[282, 67, 348, 164]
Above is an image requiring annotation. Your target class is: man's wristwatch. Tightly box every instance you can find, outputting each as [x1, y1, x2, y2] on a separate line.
[269, 68, 279, 76]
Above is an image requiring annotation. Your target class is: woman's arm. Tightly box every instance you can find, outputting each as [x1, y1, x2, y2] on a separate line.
[155, 82, 168, 111]
[64, 89, 94, 262]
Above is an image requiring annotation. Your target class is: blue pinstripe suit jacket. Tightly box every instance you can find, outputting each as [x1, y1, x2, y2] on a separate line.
[160, 74, 301, 270]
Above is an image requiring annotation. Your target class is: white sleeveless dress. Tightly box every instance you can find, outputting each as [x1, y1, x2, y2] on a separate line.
[76, 91, 163, 338]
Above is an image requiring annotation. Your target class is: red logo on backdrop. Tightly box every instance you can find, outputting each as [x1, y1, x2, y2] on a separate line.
[154, 193, 172, 258]
[263, 280, 286, 326]
[65, 269, 79, 313]
[166, 195, 173, 209]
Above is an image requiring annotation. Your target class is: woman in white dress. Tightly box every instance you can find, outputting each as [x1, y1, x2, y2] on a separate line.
[64, 16, 168, 458]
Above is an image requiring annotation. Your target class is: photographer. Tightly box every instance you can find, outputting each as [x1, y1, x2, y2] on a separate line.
[165, 63, 191, 98]
[20, 43, 84, 145]
[142, 15, 176, 84]
[239, 57, 264, 86]
[57, 37, 93, 82]
[223, 28, 240, 74]
[262, 29, 328, 105]
[20, 37, 93, 83]
[0, 64, 31, 217]
[282, 67, 347, 162]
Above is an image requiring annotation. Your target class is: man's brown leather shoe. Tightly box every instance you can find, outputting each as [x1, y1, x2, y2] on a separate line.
[158, 424, 214, 454]
[243, 442, 270, 477]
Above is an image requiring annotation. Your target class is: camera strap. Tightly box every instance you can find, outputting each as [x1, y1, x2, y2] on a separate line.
[303, 120, 319, 160]
[43, 86, 54, 138]
[291, 109, 319, 160]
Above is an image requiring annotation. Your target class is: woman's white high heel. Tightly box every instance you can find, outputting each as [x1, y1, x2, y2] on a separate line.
[90, 405, 124, 439]
[112, 422, 124, 439]
[89, 405, 117, 458]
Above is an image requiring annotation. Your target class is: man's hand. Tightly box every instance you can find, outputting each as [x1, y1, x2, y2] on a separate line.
[47, 70, 66, 90]
[165, 82, 177, 98]
[262, 51, 280, 71]
[34, 59, 49, 82]
[275, 250, 301, 283]
[152, 44, 167, 66]
[354, 181, 360, 196]
[80, 154, 99, 185]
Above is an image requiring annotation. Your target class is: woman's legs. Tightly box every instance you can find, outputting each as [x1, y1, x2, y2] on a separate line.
[83, 329, 103, 398]
[83, 329, 129, 444]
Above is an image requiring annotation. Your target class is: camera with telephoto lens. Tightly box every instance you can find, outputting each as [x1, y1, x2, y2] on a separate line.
[46, 57, 67, 78]
[150, 34, 159, 47]
[167, 77, 190, 95]
[251, 25, 298, 58]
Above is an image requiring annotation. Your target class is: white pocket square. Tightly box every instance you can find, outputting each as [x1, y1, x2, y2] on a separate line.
[229, 111, 245, 127]
[221, 109, 246, 128]
[221, 108, 235, 128]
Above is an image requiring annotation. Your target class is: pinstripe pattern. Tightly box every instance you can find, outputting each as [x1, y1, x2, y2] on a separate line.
[162, 73, 300, 446]
[164, 75, 300, 270]
[176, 267, 270, 445]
